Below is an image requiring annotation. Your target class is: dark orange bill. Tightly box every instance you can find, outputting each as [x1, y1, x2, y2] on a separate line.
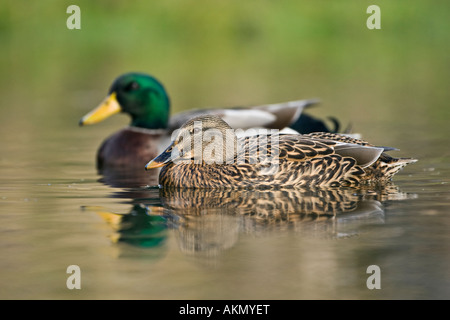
[145, 143, 175, 170]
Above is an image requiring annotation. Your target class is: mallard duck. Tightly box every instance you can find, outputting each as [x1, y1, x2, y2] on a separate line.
[79, 72, 341, 170]
[145, 115, 416, 189]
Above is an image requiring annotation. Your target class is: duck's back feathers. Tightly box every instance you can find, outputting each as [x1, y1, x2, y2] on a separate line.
[168, 99, 319, 132]
[302, 132, 371, 145]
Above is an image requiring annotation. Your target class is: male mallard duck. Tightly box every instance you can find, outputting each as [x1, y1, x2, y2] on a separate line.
[145, 115, 416, 189]
[79, 72, 340, 170]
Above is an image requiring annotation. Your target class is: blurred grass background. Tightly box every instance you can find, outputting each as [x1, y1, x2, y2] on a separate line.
[0, 0, 449, 158]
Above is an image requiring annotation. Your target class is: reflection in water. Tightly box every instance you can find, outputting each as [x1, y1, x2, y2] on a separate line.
[84, 182, 416, 262]
[83, 203, 167, 248]
[159, 185, 414, 258]
[98, 167, 159, 189]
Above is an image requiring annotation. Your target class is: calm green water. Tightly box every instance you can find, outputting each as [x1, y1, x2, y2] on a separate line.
[0, 116, 448, 300]
[1, 1, 449, 300]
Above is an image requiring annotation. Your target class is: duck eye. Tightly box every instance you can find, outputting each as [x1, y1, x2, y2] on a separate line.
[124, 81, 140, 92]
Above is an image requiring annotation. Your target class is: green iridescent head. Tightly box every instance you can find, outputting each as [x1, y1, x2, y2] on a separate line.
[79, 73, 171, 129]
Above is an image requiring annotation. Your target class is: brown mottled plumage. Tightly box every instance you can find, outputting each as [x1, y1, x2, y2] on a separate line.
[145, 115, 416, 189]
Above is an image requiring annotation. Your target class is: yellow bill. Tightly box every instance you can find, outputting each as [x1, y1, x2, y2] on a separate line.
[79, 92, 121, 126]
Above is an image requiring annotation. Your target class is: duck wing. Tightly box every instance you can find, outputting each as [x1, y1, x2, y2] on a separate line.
[168, 99, 319, 132]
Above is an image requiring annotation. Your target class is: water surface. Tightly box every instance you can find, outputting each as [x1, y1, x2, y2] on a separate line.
[0, 119, 448, 300]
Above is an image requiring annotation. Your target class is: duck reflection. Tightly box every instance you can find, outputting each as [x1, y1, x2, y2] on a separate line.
[84, 203, 168, 248]
[85, 183, 415, 261]
[159, 187, 385, 257]
[96, 166, 162, 202]
[159, 184, 412, 219]
[161, 187, 364, 219]
[98, 166, 159, 189]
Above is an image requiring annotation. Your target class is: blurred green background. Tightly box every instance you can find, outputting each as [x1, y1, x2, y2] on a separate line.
[0, 0, 449, 158]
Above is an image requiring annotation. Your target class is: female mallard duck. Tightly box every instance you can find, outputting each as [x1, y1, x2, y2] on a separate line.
[79, 72, 341, 170]
[145, 115, 416, 189]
